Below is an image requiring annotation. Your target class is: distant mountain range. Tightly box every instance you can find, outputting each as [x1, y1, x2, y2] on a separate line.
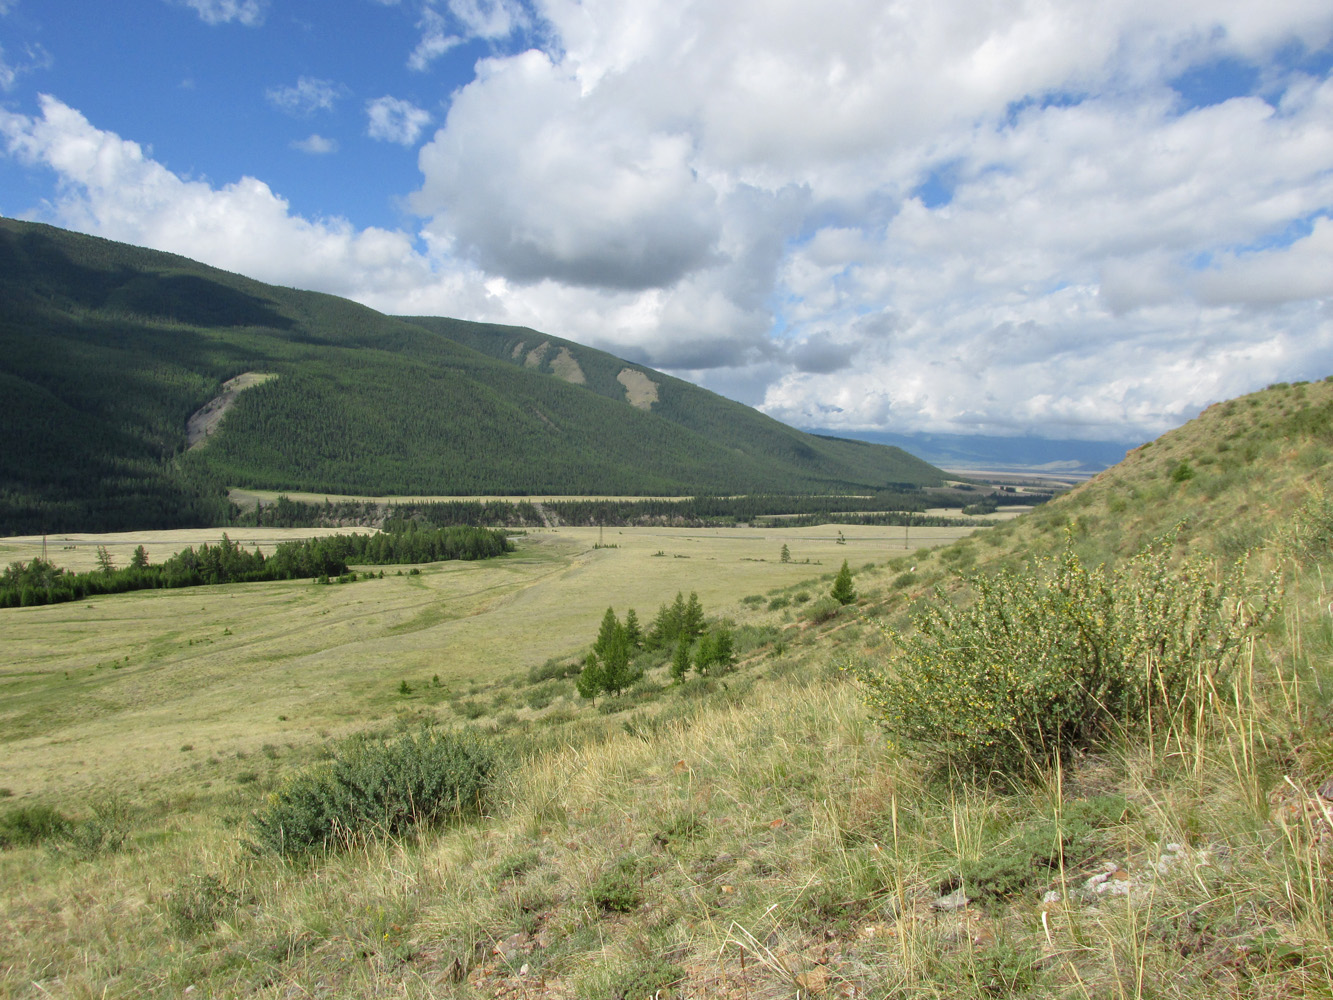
[0, 219, 947, 534]
[809, 429, 1146, 475]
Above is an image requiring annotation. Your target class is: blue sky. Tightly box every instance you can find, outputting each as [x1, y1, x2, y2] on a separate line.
[2, 0, 1332, 444]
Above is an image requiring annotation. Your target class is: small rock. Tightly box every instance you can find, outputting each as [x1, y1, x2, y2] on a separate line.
[931, 888, 970, 911]
[1041, 890, 1062, 905]
[519, 963, 529, 976]
[1318, 778, 1333, 801]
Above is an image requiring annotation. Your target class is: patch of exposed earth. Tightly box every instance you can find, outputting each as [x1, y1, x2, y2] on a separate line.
[186, 371, 276, 449]
[617, 368, 659, 410]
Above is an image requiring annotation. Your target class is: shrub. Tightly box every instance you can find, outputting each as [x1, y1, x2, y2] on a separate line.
[249, 726, 503, 857]
[53, 796, 132, 860]
[852, 535, 1278, 775]
[0, 804, 70, 848]
[165, 873, 239, 937]
[589, 856, 644, 912]
[806, 596, 842, 624]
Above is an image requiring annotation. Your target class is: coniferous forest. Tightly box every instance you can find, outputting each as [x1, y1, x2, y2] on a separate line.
[0, 525, 511, 608]
[0, 219, 947, 535]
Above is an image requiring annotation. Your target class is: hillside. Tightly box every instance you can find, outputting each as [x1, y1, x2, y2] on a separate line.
[0, 219, 944, 534]
[2, 378, 1331, 999]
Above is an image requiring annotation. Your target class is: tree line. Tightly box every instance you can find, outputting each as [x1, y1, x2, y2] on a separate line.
[0, 524, 511, 608]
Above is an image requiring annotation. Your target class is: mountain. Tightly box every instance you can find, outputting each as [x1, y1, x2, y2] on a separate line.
[0, 219, 946, 534]
[808, 427, 1145, 475]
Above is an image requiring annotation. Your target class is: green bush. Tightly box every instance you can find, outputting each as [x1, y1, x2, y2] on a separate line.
[51, 795, 132, 860]
[853, 536, 1277, 775]
[0, 804, 70, 848]
[806, 596, 841, 624]
[589, 856, 645, 912]
[249, 726, 503, 857]
[165, 873, 239, 937]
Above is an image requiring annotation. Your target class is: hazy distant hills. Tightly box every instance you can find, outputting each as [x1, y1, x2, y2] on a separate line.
[0, 219, 946, 534]
[812, 428, 1146, 476]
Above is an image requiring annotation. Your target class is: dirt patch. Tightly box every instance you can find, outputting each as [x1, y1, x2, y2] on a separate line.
[550, 346, 586, 384]
[524, 341, 551, 368]
[617, 368, 659, 410]
[186, 372, 277, 449]
[510, 340, 526, 360]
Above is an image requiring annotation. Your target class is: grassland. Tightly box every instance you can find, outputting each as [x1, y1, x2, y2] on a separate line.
[0, 523, 973, 805]
[2, 380, 1331, 1000]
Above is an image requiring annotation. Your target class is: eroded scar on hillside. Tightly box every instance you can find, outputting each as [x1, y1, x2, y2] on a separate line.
[186, 372, 277, 449]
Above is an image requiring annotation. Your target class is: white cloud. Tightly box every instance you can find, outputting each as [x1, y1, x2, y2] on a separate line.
[0, 95, 453, 305]
[366, 95, 432, 145]
[0, 40, 51, 92]
[266, 77, 342, 116]
[407, 0, 529, 70]
[175, 0, 267, 26]
[291, 133, 339, 155]
[8, 0, 1333, 443]
[408, 7, 462, 72]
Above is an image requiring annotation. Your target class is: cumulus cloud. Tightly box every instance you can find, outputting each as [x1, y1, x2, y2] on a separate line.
[413, 49, 721, 289]
[291, 133, 338, 155]
[175, 0, 267, 26]
[366, 95, 432, 145]
[0, 95, 450, 304]
[266, 77, 343, 116]
[7, 0, 1333, 443]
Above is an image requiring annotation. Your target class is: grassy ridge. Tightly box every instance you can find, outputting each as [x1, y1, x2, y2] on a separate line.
[0, 219, 945, 534]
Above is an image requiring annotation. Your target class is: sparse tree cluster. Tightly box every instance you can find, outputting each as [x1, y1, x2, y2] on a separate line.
[577, 607, 645, 702]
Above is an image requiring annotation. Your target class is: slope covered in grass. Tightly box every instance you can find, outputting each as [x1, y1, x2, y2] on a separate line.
[1, 383, 1331, 997]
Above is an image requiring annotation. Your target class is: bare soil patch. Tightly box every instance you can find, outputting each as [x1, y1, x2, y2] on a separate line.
[550, 346, 586, 384]
[617, 368, 659, 410]
[185, 372, 276, 449]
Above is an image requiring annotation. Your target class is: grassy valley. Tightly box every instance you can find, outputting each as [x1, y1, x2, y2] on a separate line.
[2, 379, 1332, 997]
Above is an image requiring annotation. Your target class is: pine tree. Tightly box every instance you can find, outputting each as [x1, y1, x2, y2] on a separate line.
[684, 591, 705, 640]
[600, 630, 637, 696]
[576, 652, 605, 704]
[623, 608, 643, 649]
[780, 543, 791, 563]
[670, 641, 691, 683]
[695, 631, 716, 675]
[593, 607, 621, 658]
[130, 545, 149, 570]
[713, 628, 735, 672]
[831, 559, 856, 605]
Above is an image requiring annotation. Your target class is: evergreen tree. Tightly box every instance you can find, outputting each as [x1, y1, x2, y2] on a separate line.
[780, 543, 791, 563]
[684, 591, 706, 640]
[95, 546, 115, 574]
[713, 628, 735, 672]
[576, 652, 605, 704]
[670, 641, 691, 683]
[695, 631, 716, 675]
[623, 608, 643, 649]
[594, 607, 621, 658]
[130, 545, 149, 569]
[831, 559, 856, 605]
[600, 630, 637, 696]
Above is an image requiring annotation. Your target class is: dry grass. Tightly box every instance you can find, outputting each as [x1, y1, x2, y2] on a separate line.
[3, 380, 1332, 998]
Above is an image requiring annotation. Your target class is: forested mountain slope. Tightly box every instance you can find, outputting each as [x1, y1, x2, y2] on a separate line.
[0, 219, 945, 534]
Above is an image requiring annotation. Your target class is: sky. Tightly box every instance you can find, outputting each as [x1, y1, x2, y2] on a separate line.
[1, 0, 1332, 445]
